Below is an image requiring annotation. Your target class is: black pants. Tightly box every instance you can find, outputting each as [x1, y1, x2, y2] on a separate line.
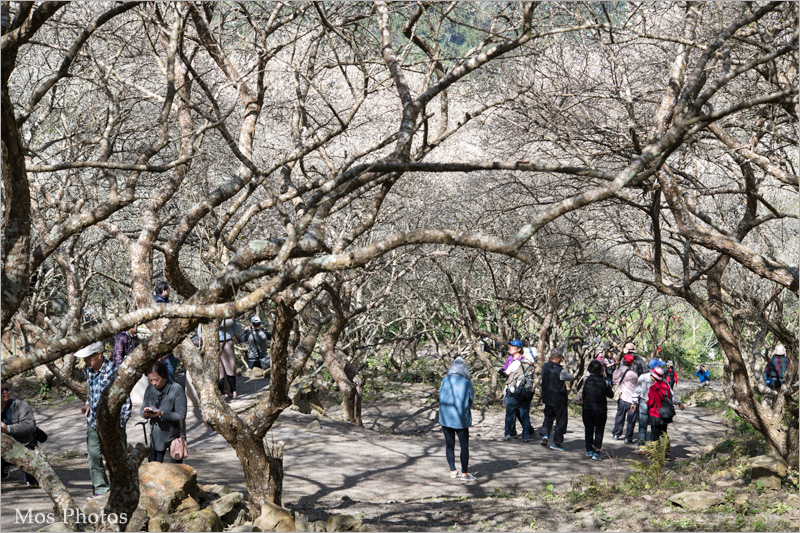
[540, 404, 568, 445]
[612, 399, 636, 439]
[442, 426, 469, 473]
[649, 416, 671, 456]
[218, 375, 237, 394]
[582, 410, 607, 453]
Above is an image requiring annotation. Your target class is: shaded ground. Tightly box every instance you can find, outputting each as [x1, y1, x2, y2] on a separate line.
[1, 377, 797, 532]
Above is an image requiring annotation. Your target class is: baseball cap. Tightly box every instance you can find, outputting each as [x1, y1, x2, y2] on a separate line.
[650, 366, 665, 381]
[508, 339, 523, 348]
[649, 358, 665, 370]
[775, 345, 786, 356]
[75, 341, 104, 358]
[251, 316, 262, 325]
[623, 353, 634, 365]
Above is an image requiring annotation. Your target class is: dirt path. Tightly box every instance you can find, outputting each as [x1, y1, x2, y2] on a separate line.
[1, 380, 730, 531]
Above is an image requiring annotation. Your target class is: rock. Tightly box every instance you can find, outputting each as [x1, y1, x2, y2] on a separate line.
[207, 491, 244, 524]
[312, 520, 328, 532]
[254, 501, 295, 532]
[326, 514, 363, 532]
[713, 467, 740, 481]
[175, 509, 225, 532]
[126, 507, 150, 532]
[80, 492, 110, 517]
[229, 525, 259, 532]
[642, 495, 652, 501]
[247, 367, 266, 379]
[147, 514, 173, 532]
[175, 496, 201, 514]
[307, 419, 322, 430]
[289, 379, 325, 415]
[295, 512, 311, 532]
[199, 483, 232, 497]
[139, 462, 199, 517]
[231, 508, 251, 527]
[748, 455, 787, 490]
[668, 491, 724, 510]
[734, 493, 749, 506]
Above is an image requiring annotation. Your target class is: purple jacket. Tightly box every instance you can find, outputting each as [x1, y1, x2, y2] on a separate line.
[112, 331, 139, 366]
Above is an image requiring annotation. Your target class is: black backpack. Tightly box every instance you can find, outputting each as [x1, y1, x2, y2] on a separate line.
[657, 387, 676, 423]
[513, 363, 536, 401]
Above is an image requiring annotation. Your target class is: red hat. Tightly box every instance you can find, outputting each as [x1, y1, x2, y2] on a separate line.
[623, 353, 634, 365]
[650, 366, 665, 381]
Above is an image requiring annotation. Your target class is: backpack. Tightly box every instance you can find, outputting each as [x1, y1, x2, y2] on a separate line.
[512, 363, 535, 401]
[657, 386, 676, 423]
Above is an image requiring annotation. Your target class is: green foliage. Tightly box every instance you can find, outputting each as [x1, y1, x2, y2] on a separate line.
[628, 434, 670, 490]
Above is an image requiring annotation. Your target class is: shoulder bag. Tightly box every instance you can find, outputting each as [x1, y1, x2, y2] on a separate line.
[612, 368, 630, 401]
[170, 418, 189, 461]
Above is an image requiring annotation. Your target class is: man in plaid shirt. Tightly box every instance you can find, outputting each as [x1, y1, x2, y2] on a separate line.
[764, 345, 790, 391]
[75, 341, 132, 497]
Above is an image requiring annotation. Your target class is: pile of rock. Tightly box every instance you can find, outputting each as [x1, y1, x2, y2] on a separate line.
[72, 463, 368, 532]
[121, 462, 250, 531]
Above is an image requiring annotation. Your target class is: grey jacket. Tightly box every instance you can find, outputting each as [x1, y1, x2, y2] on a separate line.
[140, 381, 187, 452]
[2, 398, 37, 448]
[241, 328, 271, 363]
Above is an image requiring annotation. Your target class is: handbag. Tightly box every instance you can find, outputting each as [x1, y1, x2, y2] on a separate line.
[612, 368, 630, 401]
[34, 427, 48, 443]
[572, 378, 585, 406]
[169, 419, 188, 461]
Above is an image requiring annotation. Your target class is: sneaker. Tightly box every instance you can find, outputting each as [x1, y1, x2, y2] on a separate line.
[549, 443, 565, 451]
[612, 435, 622, 440]
[585, 451, 594, 458]
[450, 470, 461, 479]
[26, 481, 39, 488]
[624, 438, 636, 444]
[510, 434, 520, 439]
[461, 473, 477, 481]
[501, 435, 512, 441]
[541, 436, 549, 447]
[591, 452, 603, 461]
[637, 448, 646, 455]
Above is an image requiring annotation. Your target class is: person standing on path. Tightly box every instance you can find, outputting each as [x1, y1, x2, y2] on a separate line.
[75, 341, 132, 497]
[621, 342, 647, 376]
[141, 361, 187, 463]
[499, 339, 534, 441]
[581, 360, 613, 460]
[438, 357, 476, 481]
[154, 281, 180, 381]
[239, 316, 272, 370]
[646, 366, 685, 459]
[664, 361, 678, 389]
[539, 348, 575, 451]
[219, 318, 244, 398]
[763, 345, 789, 390]
[611, 353, 639, 443]
[630, 359, 666, 453]
[1, 381, 40, 487]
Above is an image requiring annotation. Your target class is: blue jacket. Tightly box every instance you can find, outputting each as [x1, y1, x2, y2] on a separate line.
[695, 369, 710, 383]
[438, 358, 474, 429]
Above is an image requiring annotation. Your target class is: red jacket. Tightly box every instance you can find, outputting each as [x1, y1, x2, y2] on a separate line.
[665, 367, 678, 386]
[647, 381, 672, 418]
